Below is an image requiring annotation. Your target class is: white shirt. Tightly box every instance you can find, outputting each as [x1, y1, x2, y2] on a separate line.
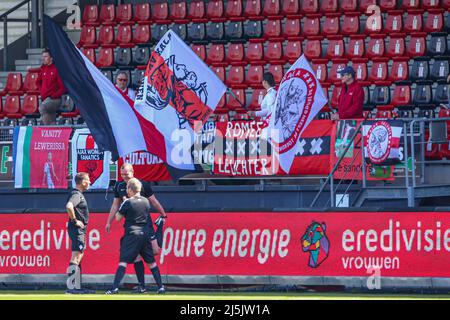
[122, 88, 136, 101]
[255, 87, 277, 119]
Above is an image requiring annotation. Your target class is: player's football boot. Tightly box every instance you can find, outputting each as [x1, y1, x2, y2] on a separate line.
[105, 288, 119, 294]
[131, 286, 147, 294]
[157, 286, 166, 294]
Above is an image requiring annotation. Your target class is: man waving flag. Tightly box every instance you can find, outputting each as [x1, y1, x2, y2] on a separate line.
[43, 16, 226, 171]
[268, 54, 328, 174]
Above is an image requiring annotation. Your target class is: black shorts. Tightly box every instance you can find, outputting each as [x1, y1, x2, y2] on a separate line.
[119, 232, 155, 264]
[68, 223, 86, 253]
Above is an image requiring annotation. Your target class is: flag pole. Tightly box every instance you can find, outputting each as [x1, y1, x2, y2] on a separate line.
[227, 87, 248, 110]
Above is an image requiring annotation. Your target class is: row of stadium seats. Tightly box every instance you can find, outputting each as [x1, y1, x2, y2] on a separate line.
[77, 20, 450, 52]
[81, 1, 450, 27]
[79, 31, 450, 65]
[0, 95, 77, 119]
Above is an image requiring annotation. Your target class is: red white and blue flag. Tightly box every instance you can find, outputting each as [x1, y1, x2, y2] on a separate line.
[43, 16, 226, 172]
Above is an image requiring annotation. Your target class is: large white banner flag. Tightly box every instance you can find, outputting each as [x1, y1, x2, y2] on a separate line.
[134, 30, 227, 169]
[268, 54, 328, 173]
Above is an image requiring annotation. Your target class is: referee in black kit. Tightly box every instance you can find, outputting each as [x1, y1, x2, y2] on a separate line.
[65, 172, 94, 294]
[105, 163, 167, 293]
[105, 178, 165, 294]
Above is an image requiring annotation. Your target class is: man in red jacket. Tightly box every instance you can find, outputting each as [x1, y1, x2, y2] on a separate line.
[331, 66, 364, 120]
[37, 48, 66, 125]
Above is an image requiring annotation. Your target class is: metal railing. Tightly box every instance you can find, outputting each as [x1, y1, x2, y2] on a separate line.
[310, 119, 365, 207]
[311, 117, 450, 208]
[1, 0, 43, 70]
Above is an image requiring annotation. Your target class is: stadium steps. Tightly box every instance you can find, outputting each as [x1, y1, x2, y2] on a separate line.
[353, 184, 450, 207]
[0, 0, 77, 49]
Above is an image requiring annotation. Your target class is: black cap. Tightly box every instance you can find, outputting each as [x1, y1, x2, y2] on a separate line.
[338, 66, 355, 76]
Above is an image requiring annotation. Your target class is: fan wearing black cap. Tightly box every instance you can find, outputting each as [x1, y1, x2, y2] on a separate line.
[331, 66, 364, 120]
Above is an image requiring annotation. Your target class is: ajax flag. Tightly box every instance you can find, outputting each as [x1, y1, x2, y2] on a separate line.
[135, 30, 227, 169]
[268, 54, 328, 173]
[71, 128, 111, 189]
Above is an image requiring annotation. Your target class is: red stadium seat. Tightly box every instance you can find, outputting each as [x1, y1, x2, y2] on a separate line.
[226, 43, 245, 65]
[404, 10, 424, 33]
[263, 19, 282, 40]
[329, 60, 348, 84]
[369, 59, 389, 82]
[192, 44, 206, 61]
[97, 25, 115, 48]
[346, 35, 365, 60]
[246, 65, 264, 88]
[389, 58, 409, 82]
[283, 40, 302, 64]
[267, 64, 284, 85]
[341, 13, 360, 35]
[95, 47, 114, 68]
[340, 0, 357, 11]
[400, 0, 420, 10]
[227, 89, 246, 110]
[282, 18, 301, 40]
[326, 37, 345, 59]
[352, 60, 369, 84]
[264, 41, 283, 64]
[263, 0, 281, 18]
[81, 47, 96, 65]
[23, 71, 40, 94]
[386, 36, 405, 58]
[384, 10, 403, 33]
[359, 0, 377, 13]
[188, 0, 206, 22]
[322, 14, 340, 36]
[424, 9, 444, 33]
[379, 0, 397, 11]
[116, 25, 133, 47]
[152, 3, 169, 22]
[0, 73, 23, 96]
[3, 95, 21, 118]
[245, 42, 264, 64]
[364, 11, 383, 34]
[225, 0, 243, 20]
[99, 4, 116, 26]
[367, 36, 386, 59]
[425, 131, 441, 160]
[21, 94, 39, 115]
[82, 5, 99, 26]
[206, 0, 225, 22]
[302, 15, 321, 37]
[311, 60, 328, 85]
[392, 85, 411, 106]
[301, 0, 319, 14]
[304, 38, 322, 60]
[206, 44, 226, 66]
[330, 85, 343, 108]
[244, 0, 262, 20]
[134, 3, 151, 24]
[116, 4, 133, 25]
[170, 1, 188, 22]
[77, 26, 97, 48]
[281, 0, 300, 16]
[422, 0, 441, 9]
[320, 0, 338, 13]
[375, 109, 393, 119]
[249, 88, 266, 110]
[406, 33, 427, 57]
[212, 66, 226, 83]
[133, 25, 151, 45]
[227, 66, 246, 88]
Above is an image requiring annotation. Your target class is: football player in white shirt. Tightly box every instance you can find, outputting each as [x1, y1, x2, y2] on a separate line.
[115, 71, 136, 101]
[248, 72, 277, 121]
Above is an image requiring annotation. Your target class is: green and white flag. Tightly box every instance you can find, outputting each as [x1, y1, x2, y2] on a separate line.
[13, 126, 72, 189]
